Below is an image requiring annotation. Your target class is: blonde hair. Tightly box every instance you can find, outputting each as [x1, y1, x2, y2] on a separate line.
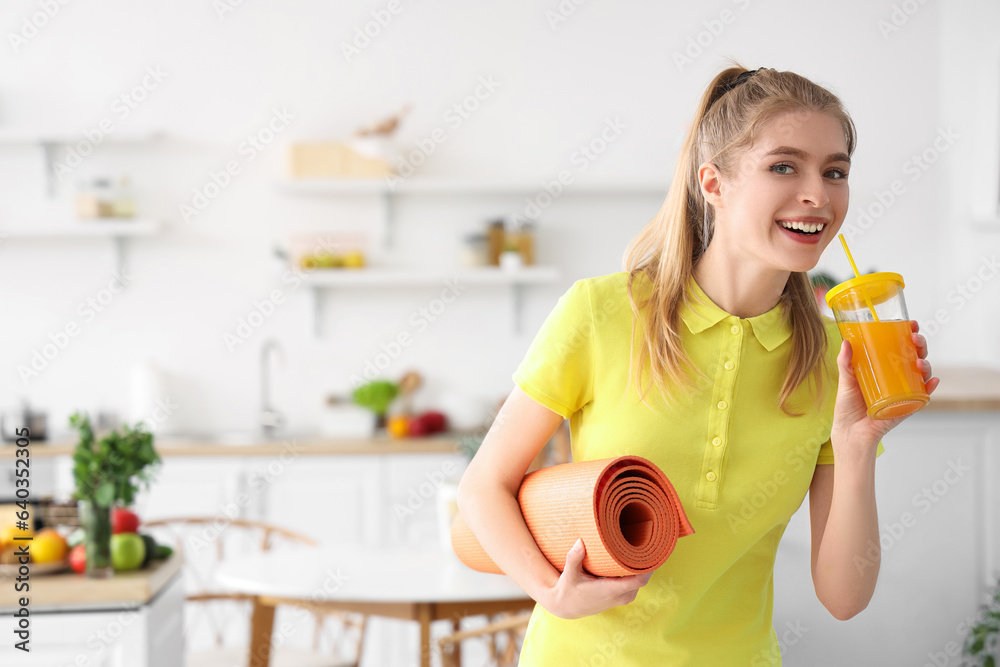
[622, 65, 857, 417]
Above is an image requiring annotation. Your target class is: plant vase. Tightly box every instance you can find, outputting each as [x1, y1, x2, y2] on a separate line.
[79, 500, 113, 579]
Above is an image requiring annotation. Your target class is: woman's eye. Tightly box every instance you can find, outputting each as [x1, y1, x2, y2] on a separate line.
[770, 163, 794, 175]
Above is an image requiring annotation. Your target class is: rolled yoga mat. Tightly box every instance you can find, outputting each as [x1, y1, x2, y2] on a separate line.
[451, 455, 694, 577]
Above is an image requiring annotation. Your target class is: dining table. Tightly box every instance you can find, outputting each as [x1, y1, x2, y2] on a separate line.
[214, 545, 536, 667]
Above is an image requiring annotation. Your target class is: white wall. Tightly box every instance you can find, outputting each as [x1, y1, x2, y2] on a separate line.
[0, 0, 993, 439]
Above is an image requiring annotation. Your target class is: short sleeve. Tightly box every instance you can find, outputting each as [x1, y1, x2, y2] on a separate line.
[512, 280, 595, 419]
[817, 439, 885, 465]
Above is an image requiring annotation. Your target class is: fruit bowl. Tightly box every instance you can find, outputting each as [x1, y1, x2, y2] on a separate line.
[0, 557, 70, 578]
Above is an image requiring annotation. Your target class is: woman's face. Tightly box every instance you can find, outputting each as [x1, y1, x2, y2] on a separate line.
[707, 109, 851, 273]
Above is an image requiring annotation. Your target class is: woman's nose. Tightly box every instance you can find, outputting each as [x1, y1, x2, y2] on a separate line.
[799, 174, 830, 208]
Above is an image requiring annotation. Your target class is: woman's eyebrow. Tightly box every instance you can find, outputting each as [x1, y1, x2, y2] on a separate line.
[763, 146, 851, 164]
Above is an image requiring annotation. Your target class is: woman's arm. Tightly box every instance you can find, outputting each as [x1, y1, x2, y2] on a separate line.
[808, 451, 879, 621]
[457, 386, 652, 619]
[810, 323, 939, 620]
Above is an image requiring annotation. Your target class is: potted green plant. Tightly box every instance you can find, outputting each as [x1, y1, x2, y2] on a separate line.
[351, 380, 399, 430]
[963, 578, 1000, 666]
[69, 413, 160, 578]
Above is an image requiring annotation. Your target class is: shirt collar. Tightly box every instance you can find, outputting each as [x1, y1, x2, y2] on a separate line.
[681, 276, 792, 352]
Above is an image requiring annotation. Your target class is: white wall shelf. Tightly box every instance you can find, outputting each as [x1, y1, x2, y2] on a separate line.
[279, 178, 666, 196]
[0, 219, 160, 274]
[303, 265, 560, 336]
[0, 130, 160, 196]
[278, 177, 666, 249]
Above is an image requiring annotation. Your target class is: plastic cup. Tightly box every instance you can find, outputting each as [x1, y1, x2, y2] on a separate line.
[825, 272, 929, 420]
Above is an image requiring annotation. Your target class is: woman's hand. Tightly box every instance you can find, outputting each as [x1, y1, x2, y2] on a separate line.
[831, 320, 940, 451]
[540, 539, 653, 620]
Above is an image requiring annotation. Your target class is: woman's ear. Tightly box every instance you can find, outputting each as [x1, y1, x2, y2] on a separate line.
[698, 162, 723, 209]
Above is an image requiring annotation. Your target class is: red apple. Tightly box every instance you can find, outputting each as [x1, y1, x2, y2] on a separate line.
[112, 508, 141, 534]
[69, 544, 86, 574]
[420, 411, 447, 434]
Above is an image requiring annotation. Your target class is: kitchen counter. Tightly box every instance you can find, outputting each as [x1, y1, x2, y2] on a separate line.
[0, 433, 465, 458]
[3, 366, 997, 460]
[923, 365, 1000, 411]
[0, 550, 182, 612]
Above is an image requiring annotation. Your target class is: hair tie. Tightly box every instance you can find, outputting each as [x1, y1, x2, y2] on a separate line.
[720, 68, 763, 94]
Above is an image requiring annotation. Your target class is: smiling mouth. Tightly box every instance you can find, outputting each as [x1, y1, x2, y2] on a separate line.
[777, 220, 826, 236]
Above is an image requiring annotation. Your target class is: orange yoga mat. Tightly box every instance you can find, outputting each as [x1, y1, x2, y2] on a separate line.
[451, 456, 694, 577]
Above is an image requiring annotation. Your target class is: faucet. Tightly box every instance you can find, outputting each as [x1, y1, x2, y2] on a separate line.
[259, 338, 285, 439]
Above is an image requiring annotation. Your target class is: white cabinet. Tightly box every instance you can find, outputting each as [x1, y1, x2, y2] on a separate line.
[251, 455, 382, 547]
[133, 457, 245, 520]
[0, 575, 184, 667]
[773, 410, 999, 666]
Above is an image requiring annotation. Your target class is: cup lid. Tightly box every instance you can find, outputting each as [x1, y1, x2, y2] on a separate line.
[825, 271, 905, 308]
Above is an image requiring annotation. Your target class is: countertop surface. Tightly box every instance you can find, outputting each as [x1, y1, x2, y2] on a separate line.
[0, 434, 465, 458]
[0, 551, 182, 612]
[3, 366, 999, 459]
[922, 366, 1000, 412]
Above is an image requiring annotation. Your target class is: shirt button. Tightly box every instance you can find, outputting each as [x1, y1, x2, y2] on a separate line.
[712, 437, 722, 446]
[724, 361, 735, 370]
[730, 324, 740, 335]
[717, 400, 728, 410]
[706, 471, 717, 482]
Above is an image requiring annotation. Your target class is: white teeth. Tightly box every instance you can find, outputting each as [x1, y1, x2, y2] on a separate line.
[778, 220, 825, 233]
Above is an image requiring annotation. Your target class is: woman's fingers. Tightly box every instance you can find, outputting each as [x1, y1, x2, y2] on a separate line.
[562, 539, 587, 581]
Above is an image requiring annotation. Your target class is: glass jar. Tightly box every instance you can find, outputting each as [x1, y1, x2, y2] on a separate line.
[460, 233, 488, 267]
[78, 499, 114, 579]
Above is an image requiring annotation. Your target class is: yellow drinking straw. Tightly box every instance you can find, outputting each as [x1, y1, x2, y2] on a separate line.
[838, 233, 880, 322]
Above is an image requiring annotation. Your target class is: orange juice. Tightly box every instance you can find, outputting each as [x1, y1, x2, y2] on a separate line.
[838, 320, 929, 419]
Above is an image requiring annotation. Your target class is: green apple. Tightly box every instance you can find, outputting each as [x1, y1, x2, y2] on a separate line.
[110, 533, 146, 572]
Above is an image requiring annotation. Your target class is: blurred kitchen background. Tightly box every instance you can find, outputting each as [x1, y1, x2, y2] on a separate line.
[1, 0, 999, 666]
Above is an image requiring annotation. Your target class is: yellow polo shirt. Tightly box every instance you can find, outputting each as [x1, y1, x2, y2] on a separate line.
[512, 271, 883, 666]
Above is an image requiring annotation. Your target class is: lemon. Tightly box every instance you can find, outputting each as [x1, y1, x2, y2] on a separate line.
[31, 529, 68, 564]
[0, 523, 34, 550]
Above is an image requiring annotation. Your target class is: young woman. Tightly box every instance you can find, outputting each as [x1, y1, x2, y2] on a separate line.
[457, 66, 939, 665]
